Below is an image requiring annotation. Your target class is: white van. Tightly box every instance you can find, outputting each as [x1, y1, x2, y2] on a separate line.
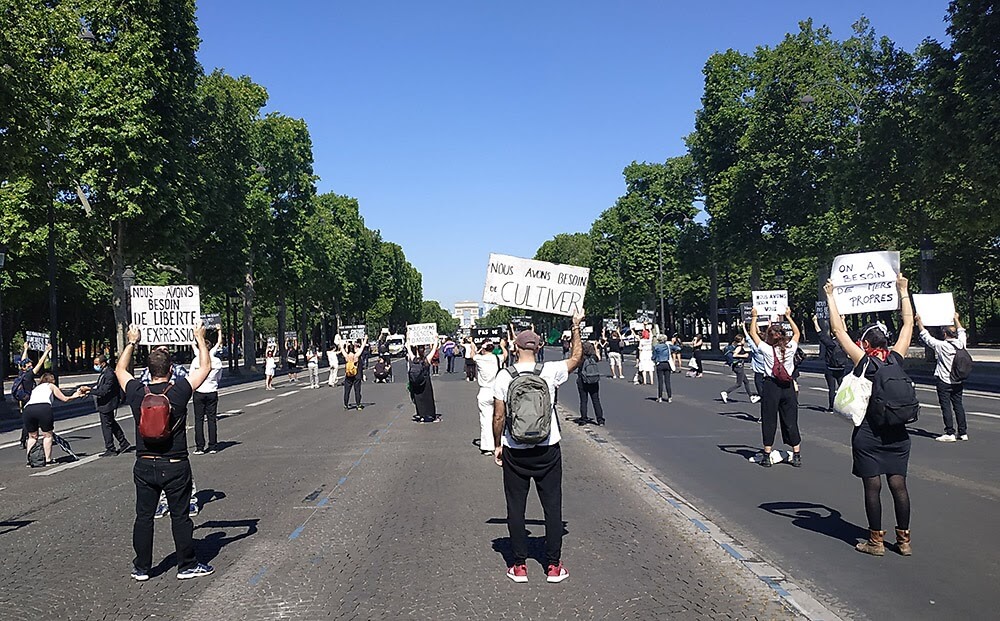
[386, 334, 406, 357]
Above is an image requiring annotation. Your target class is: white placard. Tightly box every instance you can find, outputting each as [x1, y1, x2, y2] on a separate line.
[284, 331, 297, 342]
[25, 331, 50, 351]
[830, 251, 900, 314]
[406, 323, 438, 347]
[913, 293, 956, 327]
[752, 290, 788, 318]
[130, 285, 201, 345]
[482, 253, 589, 317]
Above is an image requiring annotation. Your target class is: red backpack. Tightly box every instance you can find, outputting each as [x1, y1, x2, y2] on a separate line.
[771, 348, 794, 386]
[138, 384, 179, 441]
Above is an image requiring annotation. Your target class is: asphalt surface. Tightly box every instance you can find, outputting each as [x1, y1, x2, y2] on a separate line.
[577, 353, 1000, 621]
[0, 356, 796, 621]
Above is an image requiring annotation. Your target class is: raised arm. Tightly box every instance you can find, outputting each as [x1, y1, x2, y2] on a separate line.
[824, 280, 865, 364]
[425, 341, 438, 365]
[892, 274, 913, 357]
[565, 310, 585, 373]
[116, 327, 140, 389]
[812, 315, 821, 334]
[186, 323, 212, 391]
[748, 310, 762, 346]
[36, 343, 52, 370]
[785, 308, 801, 343]
[499, 338, 508, 361]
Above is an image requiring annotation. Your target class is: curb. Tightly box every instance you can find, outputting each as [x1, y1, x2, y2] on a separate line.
[563, 405, 846, 621]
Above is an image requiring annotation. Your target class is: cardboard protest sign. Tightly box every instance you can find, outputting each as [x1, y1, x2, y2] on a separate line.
[201, 313, 221, 329]
[406, 323, 438, 346]
[339, 324, 367, 342]
[267, 336, 277, 346]
[629, 320, 644, 333]
[284, 331, 297, 342]
[25, 331, 49, 351]
[482, 254, 588, 317]
[752, 290, 788, 319]
[511, 316, 532, 332]
[604, 318, 621, 334]
[815, 301, 830, 321]
[130, 285, 201, 345]
[739, 303, 754, 324]
[636, 309, 654, 324]
[830, 251, 900, 314]
[471, 326, 505, 347]
[912, 293, 956, 327]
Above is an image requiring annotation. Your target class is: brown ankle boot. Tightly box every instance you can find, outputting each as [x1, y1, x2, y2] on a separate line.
[856, 530, 885, 556]
[895, 528, 912, 556]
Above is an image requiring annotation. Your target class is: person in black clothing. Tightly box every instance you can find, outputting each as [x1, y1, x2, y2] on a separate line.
[91, 354, 130, 457]
[116, 324, 216, 582]
[576, 341, 605, 425]
[813, 314, 849, 412]
[285, 341, 299, 383]
[13, 343, 45, 449]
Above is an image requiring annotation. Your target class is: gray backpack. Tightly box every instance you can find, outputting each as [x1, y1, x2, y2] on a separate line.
[505, 363, 552, 445]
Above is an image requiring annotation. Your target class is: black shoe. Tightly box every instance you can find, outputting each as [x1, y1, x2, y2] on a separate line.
[117, 441, 131, 454]
[100, 449, 117, 457]
[597, 419, 605, 426]
[577, 418, 591, 425]
[760, 452, 772, 468]
[357, 404, 364, 411]
[792, 452, 802, 468]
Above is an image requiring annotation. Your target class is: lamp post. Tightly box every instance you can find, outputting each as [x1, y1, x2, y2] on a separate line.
[0, 244, 8, 409]
[228, 291, 241, 374]
[798, 80, 870, 149]
[121, 266, 136, 314]
[919, 238, 936, 294]
[775, 268, 785, 286]
[724, 279, 733, 339]
[667, 296, 675, 336]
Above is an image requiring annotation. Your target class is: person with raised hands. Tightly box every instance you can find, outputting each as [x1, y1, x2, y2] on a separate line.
[748, 307, 802, 468]
[824, 273, 915, 557]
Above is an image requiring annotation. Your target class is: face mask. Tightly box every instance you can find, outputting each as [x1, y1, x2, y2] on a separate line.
[93, 364, 103, 373]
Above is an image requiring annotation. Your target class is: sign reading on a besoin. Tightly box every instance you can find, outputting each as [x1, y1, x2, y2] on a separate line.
[130, 285, 201, 345]
[483, 254, 588, 317]
[406, 323, 438, 347]
[830, 251, 900, 314]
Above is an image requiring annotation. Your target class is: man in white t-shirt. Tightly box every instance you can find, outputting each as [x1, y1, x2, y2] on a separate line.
[492, 310, 584, 584]
[474, 339, 507, 456]
[191, 330, 225, 455]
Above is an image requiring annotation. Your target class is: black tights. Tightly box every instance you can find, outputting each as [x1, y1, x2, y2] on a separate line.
[862, 474, 910, 531]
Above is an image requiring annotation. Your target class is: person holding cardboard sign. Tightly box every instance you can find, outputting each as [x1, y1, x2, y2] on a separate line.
[917, 312, 970, 442]
[823, 274, 915, 557]
[748, 307, 802, 468]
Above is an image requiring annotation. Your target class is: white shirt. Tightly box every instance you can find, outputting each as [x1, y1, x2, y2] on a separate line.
[757, 341, 798, 378]
[307, 351, 319, 367]
[920, 328, 968, 384]
[191, 345, 224, 394]
[26, 383, 54, 406]
[327, 350, 339, 368]
[492, 360, 568, 449]
[265, 355, 276, 372]
[475, 353, 504, 389]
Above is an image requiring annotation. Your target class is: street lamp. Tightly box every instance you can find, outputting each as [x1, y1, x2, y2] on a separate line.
[667, 296, 675, 336]
[919, 237, 936, 293]
[798, 80, 869, 149]
[227, 290, 241, 373]
[723, 279, 733, 338]
[0, 244, 7, 407]
[775, 268, 785, 286]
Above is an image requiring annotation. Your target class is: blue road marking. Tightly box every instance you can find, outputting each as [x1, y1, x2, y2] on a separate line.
[249, 566, 267, 585]
[338, 476, 348, 486]
[720, 543, 744, 560]
[316, 496, 330, 507]
[760, 576, 791, 597]
[690, 519, 710, 532]
[289, 525, 305, 540]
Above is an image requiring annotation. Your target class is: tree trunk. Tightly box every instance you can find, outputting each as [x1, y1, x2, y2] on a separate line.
[709, 263, 720, 352]
[111, 221, 128, 356]
[750, 263, 762, 291]
[277, 295, 287, 366]
[242, 261, 256, 370]
[966, 269, 978, 345]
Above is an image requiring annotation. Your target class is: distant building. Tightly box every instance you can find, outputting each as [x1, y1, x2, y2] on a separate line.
[453, 301, 481, 329]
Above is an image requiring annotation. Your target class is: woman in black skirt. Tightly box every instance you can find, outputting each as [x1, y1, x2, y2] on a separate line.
[824, 274, 914, 557]
[407, 341, 439, 423]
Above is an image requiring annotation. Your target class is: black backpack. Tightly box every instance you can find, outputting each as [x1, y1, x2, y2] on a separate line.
[11, 371, 34, 403]
[579, 355, 600, 385]
[27, 442, 46, 468]
[950, 345, 973, 383]
[408, 359, 429, 390]
[868, 356, 920, 427]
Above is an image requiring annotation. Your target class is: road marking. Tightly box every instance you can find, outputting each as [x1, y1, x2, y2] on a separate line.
[30, 453, 102, 477]
[248, 566, 268, 586]
[245, 398, 273, 407]
[277, 390, 299, 397]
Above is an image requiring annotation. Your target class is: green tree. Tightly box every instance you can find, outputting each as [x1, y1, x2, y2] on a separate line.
[421, 300, 459, 335]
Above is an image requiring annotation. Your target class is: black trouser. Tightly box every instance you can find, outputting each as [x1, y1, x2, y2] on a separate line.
[693, 350, 704, 374]
[19, 401, 28, 444]
[824, 368, 846, 410]
[936, 380, 967, 436]
[577, 379, 604, 422]
[133, 458, 197, 572]
[465, 360, 476, 381]
[503, 444, 563, 566]
[344, 375, 362, 407]
[723, 364, 753, 398]
[99, 409, 128, 451]
[655, 362, 672, 399]
[446, 354, 455, 373]
[193, 391, 219, 450]
[761, 377, 801, 448]
[754, 372, 764, 397]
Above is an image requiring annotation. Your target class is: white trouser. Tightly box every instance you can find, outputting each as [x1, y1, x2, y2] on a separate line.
[308, 365, 319, 386]
[328, 365, 339, 386]
[477, 387, 495, 452]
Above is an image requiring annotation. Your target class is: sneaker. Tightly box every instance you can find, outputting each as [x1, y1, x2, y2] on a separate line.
[750, 395, 761, 404]
[100, 449, 118, 457]
[357, 404, 365, 411]
[176, 563, 214, 580]
[760, 452, 772, 468]
[131, 567, 150, 582]
[189, 502, 199, 517]
[656, 398, 663, 403]
[959, 434, 969, 441]
[667, 398, 673, 403]
[193, 448, 205, 456]
[792, 452, 802, 468]
[597, 420, 605, 426]
[720, 391, 728, 404]
[506, 563, 528, 583]
[935, 434, 957, 443]
[546, 562, 569, 583]
[154, 502, 168, 519]
[118, 441, 132, 454]
[208, 446, 218, 454]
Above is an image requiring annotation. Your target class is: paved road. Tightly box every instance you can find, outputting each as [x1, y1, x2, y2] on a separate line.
[0, 357, 796, 620]
[575, 353, 1000, 620]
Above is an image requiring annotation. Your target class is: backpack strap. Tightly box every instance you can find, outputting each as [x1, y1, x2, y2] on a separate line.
[506, 365, 520, 379]
[532, 362, 544, 376]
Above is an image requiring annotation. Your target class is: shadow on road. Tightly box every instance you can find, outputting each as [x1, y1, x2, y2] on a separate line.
[717, 410, 760, 423]
[0, 520, 33, 536]
[906, 427, 939, 440]
[490, 521, 570, 569]
[718, 444, 761, 460]
[759, 501, 867, 547]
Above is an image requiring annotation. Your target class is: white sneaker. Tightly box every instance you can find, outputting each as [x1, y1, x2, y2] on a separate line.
[958, 434, 969, 441]
[720, 391, 728, 404]
[750, 395, 761, 404]
[935, 434, 957, 442]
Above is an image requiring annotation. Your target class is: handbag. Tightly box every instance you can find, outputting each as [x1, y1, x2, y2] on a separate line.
[687, 357, 698, 370]
[834, 361, 871, 427]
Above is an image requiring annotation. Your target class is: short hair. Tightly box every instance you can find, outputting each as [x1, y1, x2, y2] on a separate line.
[147, 348, 172, 379]
[95, 354, 108, 364]
[39, 372, 55, 384]
[582, 341, 596, 357]
[943, 326, 958, 339]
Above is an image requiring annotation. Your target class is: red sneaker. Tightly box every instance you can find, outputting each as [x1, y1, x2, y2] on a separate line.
[546, 562, 569, 583]
[506, 563, 528, 583]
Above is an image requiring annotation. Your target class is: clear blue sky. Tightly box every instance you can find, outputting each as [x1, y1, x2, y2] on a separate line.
[195, 0, 950, 313]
